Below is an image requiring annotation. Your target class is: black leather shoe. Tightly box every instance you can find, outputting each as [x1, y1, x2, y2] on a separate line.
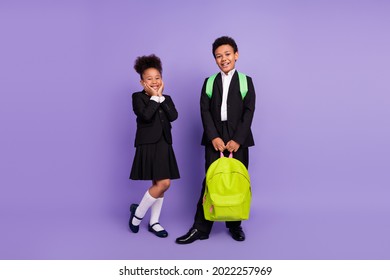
[129, 204, 141, 233]
[229, 226, 245, 241]
[176, 228, 209, 244]
[148, 223, 168, 238]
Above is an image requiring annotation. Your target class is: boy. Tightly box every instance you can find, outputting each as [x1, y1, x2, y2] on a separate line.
[176, 36, 256, 244]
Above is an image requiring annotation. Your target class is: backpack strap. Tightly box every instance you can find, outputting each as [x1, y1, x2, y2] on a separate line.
[205, 71, 248, 100]
[205, 73, 218, 98]
[237, 72, 248, 99]
[220, 152, 233, 158]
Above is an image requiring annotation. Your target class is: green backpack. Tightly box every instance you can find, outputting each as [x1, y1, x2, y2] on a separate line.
[205, 71, 248, 99]
[203, 153, 251, 221]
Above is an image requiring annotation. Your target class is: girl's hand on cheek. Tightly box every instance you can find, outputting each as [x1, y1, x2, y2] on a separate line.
[157, 80, 164, 97]
[143, 83, 158, 96]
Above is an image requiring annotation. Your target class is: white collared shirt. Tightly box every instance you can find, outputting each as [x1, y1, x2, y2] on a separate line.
[221, 69, 235, 121]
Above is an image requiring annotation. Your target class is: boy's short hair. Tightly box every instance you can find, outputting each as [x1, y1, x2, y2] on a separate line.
[212, 36, 238, 57]
[134, 54, 162, 79]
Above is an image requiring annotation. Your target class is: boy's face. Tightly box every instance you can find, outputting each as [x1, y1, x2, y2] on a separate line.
[214, 44, 239, 74]
[140, 67, 162, 91]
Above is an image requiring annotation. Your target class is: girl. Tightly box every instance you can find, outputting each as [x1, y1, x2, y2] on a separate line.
[129, 54, 180, 238]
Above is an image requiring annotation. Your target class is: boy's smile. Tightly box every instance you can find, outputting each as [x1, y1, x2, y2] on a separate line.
[214, 44, 239, 74]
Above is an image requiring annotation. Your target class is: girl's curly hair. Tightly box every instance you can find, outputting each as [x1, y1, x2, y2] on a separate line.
[134, 54, 162, 79]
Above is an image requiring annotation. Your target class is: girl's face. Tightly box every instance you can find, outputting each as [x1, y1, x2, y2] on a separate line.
[141, 68, 162, 91]
[214, 44, 239, 74]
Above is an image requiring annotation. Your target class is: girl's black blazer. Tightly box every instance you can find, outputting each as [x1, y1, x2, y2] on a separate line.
[132, 91, 178, 147]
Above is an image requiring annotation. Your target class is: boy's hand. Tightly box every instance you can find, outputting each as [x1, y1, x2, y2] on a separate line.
[212, 137, 225, 152]
[226, 140, 240, 153]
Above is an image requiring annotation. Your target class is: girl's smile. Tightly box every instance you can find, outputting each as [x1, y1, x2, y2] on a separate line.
[141, 68, 162, 91]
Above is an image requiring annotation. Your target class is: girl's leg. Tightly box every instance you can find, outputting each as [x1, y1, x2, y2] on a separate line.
[149, 179, 170, 232]
[131, 188, 156, 227]
[148, 179, 170, 198]
[131, 179, 170, 227]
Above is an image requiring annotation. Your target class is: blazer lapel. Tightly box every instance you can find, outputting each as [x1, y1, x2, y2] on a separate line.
[215, 73, 223, 102]
[227, 71, 239, 102]
[140, 90, 150, 103]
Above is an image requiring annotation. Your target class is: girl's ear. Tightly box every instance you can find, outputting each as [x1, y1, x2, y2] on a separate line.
[140, 80, 145, 86]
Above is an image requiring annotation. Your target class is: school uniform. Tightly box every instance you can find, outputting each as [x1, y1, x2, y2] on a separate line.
[130, 91, 180, 181]
[193, 69, 256, 234]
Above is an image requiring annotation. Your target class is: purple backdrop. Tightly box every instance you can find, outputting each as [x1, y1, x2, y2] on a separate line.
[1, 0, 390, 259]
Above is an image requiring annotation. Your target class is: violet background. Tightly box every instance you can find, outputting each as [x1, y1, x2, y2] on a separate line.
[1, 0, 390, 260]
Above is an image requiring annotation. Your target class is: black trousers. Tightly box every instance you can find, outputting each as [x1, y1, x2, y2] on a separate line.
[193, 122, 249, 234]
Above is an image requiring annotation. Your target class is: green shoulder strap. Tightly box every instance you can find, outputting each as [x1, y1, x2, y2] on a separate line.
[238, 72, 248, 99]
[205, 72, 248, 99]
[205, 73, 218, 99]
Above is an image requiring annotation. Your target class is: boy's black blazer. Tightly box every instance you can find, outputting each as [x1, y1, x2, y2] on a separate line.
[132, 91, 178, 147]
[200, 71, 255, 147]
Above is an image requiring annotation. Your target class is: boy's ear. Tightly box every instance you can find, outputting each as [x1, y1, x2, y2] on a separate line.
[235, 51, 239, 61]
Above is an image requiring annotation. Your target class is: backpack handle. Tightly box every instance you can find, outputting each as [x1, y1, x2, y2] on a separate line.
[220, 152, 233, 158]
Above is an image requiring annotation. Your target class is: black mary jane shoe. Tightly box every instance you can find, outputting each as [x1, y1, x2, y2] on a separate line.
[148, 223, 168, 238]
[129, 204, 142, 233]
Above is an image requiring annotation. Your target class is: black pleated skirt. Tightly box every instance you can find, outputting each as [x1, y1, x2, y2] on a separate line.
[130, 136, 180, 181]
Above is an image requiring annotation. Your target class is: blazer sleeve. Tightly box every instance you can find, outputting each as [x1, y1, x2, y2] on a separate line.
[200, 78, 220, 141]
[160, 95, 178, 122]
[232, 76, 256, 145]
[132, 92, 160, 123]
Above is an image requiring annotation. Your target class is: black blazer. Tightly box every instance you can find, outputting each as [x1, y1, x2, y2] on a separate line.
[132, 91, 178, 147]
[200, 71, 255, 147]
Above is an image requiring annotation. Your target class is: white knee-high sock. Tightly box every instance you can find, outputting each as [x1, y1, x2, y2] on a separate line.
[150, 197, 164, 231]
[132, 190, 156, 226]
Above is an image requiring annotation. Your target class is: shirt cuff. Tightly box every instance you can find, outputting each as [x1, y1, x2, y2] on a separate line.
[150, 96, 160, 103]
[150, 96, 165, 103]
